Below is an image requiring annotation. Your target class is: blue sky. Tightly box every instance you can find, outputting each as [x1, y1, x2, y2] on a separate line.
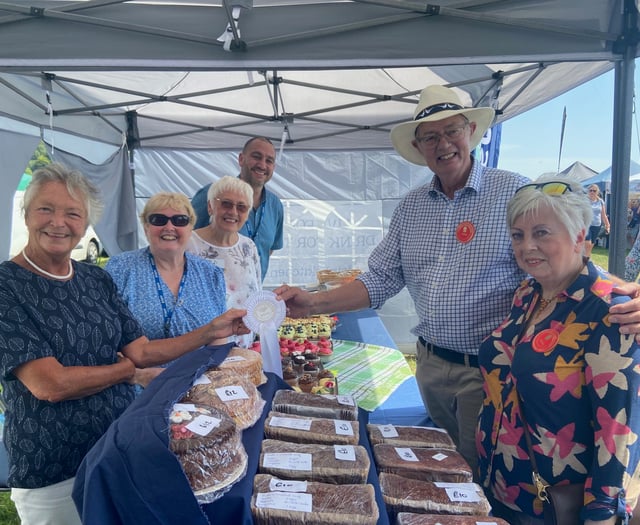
[497, 63, 640, 180]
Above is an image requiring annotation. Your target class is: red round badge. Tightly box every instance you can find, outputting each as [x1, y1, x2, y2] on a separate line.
[456, 221, 476, 243]
[532, 329, 559, 353]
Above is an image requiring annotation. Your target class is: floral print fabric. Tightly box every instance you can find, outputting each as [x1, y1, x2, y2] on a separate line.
[476, 261, 640, 522]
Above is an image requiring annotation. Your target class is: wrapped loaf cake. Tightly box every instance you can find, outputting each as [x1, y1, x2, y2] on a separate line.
[259, 439, 370, 484]
[264, 411, 359, 446]
[219, 346, 267, 386]
[396, 513, 509, 525]
[271, 390, 358, 421]
[379, 473, 491, 516]
[182, 367, 265, 430]
[367, 424, 455, 450]
[169, 403, 248, 504]
[373, 444, 473, 483]
[251, 474, 379, 525]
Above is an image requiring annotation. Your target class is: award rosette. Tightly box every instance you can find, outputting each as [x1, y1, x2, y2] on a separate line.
[243, 291, 286, 378]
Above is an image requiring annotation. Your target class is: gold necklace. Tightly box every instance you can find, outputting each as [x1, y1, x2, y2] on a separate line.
[537, 295, 557, 312]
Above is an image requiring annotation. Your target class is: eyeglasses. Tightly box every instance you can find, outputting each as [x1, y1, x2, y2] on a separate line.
[415, 124, 468, 148]
[215, 198, 250, 214]
[516, 181, 573, 195]
[588, 189, 597, 193]
[147, 213, 190, 227]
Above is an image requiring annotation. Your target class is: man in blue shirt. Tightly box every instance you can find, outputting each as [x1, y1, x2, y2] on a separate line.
[191, 137, 284, 281]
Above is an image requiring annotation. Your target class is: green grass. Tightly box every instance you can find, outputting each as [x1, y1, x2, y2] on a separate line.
[590, 246, 609, 269]
[0, 492, 18, 524]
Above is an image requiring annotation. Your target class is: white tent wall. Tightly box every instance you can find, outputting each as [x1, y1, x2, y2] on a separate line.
[0, 128, 40, 259]
[134, 147, 426, 345]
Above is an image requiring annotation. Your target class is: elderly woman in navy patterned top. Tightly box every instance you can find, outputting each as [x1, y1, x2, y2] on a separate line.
[476, 175, 640, 525]
[0, 164, 248, 525]
[106, 192, 228, 383]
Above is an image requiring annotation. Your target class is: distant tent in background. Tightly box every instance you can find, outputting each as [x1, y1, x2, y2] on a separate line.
[581, 160, 640, 186]
[559, 161, 598, 182]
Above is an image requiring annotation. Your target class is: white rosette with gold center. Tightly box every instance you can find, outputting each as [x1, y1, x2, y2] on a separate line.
[243, 291, 286, 378]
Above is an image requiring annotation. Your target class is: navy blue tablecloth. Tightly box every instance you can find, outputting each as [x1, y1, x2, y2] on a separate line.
[73, 343, 390, 525]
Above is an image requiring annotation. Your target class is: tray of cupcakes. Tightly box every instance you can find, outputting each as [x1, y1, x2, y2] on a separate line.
[279, 316, 338, 395]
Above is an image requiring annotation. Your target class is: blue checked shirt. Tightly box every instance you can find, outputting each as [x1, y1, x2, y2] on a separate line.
[359, 159, 530, 355]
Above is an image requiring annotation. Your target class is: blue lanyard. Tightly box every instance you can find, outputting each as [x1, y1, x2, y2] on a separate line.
[147, 249, 188, 337]
[245, 200, 265, 240]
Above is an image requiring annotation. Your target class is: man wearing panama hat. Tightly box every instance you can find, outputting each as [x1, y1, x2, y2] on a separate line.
[275, 84, 640, 476]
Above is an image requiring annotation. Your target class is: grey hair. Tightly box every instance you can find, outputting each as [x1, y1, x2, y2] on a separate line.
[507, 174, 592, 241]
[22, 163, 103, 226]
[207, 176, 254, 207]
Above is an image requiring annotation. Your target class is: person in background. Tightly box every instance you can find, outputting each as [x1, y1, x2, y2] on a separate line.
[0, 164, 248, 525]
[105, 192, 228, 383]
[188, 176, 260, 348]
[476, 175, 640, 524]
[191, 136, 284, 281]
[274, 84, 640, 476]
[625, 229, 640, 282]
[585, 184, 610, 256]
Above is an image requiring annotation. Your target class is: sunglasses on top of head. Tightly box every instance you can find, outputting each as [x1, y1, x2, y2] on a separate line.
[147, 214, 191, 227]
[515, 181, 573, 196]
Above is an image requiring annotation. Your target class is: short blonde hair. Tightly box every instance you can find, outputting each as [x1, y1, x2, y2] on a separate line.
[507, 174, 592, 241]
[140, 192, 196, 226]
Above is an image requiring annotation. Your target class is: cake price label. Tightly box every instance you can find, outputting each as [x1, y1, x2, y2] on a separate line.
[193, 374, 212, 386]
[336, 395, 355, 406]
[215, 385, 249, 401]
[432, 452, 449, 462]
[444, 486, 482, 503]
[378, 424, 399, 438]
[334, 445, 356, 461]
[222, 356, 246, 363]
[172, 403, 196, 412]
[270, 416, 313, 431]
[186, 415, 222, 436]
[435, 482, 479, 490]
[255, 492, 312, 513]
[395, 447, 419, 462]
[269, 478, 308, 493]
[262, 453, 312, 471]
[334, 420, 354, 436]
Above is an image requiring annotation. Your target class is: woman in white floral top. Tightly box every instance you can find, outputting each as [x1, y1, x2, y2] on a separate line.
[187, 176, 261, 348]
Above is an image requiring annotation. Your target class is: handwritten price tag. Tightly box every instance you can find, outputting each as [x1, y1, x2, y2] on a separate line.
[185, 415, 222, 436]
[395, 447, 419, 462]
[378, 424, 399, 438]
[270, 416, 312, 431]
[268, 478, 308, 493]
[334, 420, 354, 436]
[215, 385, 249, 401]
[193, 374, 212, 386]
[444, 486, 482, 503]
[432, 452, 448, 462]
[334, 445, 356, 461]
[172, 403, 196, 412]
[222, 356, 246, 363]
[262, 453, 312, 471]
[255, 492, 312, 512]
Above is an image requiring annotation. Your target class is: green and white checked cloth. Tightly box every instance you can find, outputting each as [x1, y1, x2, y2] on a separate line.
[323, 339, 414, 412]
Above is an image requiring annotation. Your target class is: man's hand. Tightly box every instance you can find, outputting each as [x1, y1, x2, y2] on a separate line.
[609, 282, 640, 339]
[131, 367, 165, 387]
[273, 284, 315, 318]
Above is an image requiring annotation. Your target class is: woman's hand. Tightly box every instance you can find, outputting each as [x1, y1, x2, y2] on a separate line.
[610, 282, 640, 340]
[130, 367, 164, 387]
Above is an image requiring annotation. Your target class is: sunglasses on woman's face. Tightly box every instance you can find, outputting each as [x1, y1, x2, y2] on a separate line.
[147, 213, 190, 227]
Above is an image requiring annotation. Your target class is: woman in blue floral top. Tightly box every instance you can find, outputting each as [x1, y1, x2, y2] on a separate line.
[476, 175, 640, 525]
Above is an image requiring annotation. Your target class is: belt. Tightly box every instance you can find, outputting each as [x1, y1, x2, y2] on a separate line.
[418, 336, 479, 368]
